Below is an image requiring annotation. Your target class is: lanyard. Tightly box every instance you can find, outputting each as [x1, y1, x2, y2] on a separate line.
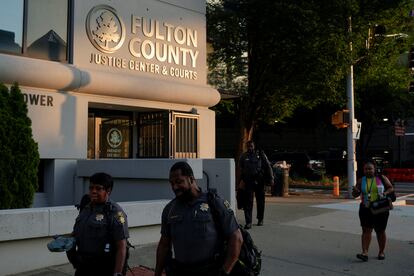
[366, 177, 375, 198]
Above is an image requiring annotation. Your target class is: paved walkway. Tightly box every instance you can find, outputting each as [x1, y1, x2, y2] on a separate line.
[9, 191, 414, 276]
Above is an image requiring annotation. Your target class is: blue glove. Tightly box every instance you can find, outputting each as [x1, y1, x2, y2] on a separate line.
[47, 236, 76, 252]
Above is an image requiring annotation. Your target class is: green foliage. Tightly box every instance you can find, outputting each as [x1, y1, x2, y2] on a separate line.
[208, 0, 414, 156]
[0, 83, 39, 209]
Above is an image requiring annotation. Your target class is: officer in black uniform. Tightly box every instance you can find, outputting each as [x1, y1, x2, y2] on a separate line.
[238, 141, 273, 229]
[70, 172, 129, 276]
[155, 161, 243, 276]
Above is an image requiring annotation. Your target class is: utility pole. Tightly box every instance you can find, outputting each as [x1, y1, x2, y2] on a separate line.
[347, 16, 356, 198]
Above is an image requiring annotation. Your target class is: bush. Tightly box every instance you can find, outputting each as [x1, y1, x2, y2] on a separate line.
[0, 83, 39, 209]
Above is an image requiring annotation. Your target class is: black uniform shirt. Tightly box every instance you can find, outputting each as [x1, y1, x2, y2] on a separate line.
[161, 192, 239, 264]
[239, 151, 262, 184]
[73, 199, 129, 256]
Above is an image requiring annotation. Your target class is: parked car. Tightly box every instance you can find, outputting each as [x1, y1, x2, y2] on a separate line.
[269, 151, 325, 180]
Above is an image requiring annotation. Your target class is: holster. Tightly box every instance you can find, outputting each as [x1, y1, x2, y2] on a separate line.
[66, 247, 79, 268]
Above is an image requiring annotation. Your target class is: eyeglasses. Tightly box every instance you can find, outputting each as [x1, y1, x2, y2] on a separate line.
[89, 185, 105, 192]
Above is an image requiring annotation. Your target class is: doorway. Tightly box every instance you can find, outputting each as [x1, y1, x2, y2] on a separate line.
[88, 109, 133, 159]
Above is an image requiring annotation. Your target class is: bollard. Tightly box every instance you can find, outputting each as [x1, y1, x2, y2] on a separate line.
[333, 176, 340, 197]
[282, 167, 289, 197]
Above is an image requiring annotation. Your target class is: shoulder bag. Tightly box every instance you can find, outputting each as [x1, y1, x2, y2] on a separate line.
[370, 197, 393, 215]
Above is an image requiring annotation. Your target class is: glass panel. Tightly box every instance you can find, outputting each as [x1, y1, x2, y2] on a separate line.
[87, 113, 95, 159]
[26, 0, 68, 61]
[100, 118, 132, 159]
[0, 0, 23, 54]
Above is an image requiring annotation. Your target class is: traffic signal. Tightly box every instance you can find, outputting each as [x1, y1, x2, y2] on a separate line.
[331, 110, 350, 129]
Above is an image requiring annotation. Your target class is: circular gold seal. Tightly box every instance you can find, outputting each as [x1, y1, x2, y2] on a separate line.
[86, 5, 126, 53]
[107, 128, 122, 148]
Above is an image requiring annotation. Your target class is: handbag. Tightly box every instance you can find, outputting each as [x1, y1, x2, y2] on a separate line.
[370, 197, 393, 215]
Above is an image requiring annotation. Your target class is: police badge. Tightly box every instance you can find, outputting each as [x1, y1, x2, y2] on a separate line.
[200, 203, 209, 211]
[96, 213, 104, 221]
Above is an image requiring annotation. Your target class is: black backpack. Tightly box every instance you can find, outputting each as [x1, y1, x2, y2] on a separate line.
[75, 194, 134, 275]
[207, 190, 262, 276]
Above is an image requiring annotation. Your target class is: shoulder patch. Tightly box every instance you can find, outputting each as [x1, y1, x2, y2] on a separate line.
[115, 211, 126, 224]
[224, 200, 231, 209]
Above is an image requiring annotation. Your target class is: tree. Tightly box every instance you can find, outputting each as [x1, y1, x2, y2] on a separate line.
[207, 0, 414, 163]
[0, 83, 39, 209]
[93, 11, 120, 49]
[349, 1, 414, 161]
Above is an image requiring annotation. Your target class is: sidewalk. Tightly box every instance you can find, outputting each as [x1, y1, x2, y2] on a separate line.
[10, 191, 414, 276]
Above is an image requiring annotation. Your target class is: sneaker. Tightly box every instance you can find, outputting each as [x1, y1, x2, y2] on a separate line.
[257, 220, 264, 226]
[244, 223, 252, 229]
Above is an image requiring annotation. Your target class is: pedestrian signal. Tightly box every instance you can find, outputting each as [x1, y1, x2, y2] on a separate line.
[331, 110, 350, 129]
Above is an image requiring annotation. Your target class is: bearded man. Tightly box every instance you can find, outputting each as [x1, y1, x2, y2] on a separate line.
[154, 161, 243, 276]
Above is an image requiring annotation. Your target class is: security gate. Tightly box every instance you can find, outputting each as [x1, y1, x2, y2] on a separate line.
[137, 111, 199, 158]
[170, 112, 199, 158]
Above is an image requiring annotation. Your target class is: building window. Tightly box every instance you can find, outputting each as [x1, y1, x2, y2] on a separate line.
[0, 0, 69, 62]
[0, 0, 24, 54]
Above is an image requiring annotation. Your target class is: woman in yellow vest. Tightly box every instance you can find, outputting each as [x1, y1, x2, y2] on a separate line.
[352, 161, 394, 262]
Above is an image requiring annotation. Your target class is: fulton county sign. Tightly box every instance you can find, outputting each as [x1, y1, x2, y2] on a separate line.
[85, 4, 199, 81]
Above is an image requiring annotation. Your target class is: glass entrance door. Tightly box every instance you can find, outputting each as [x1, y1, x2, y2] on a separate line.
[88, 109, 132, 159]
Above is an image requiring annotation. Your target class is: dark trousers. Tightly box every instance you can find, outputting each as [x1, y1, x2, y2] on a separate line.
[73, 255, 116, 276]
[75, 266, 114, 276]
[166, 259, 220, 276]
[244, 184, 265, 225]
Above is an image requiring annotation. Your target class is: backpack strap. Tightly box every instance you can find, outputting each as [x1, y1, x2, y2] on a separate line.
[207, 190, 221, 231]
[103, 201, 134, 275]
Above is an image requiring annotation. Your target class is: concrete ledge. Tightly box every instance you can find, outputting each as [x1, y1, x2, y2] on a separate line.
[406, 197, 414, 205]
[0, 200, 169, 242]
[0, 208, 50, 241]
[76, 159, 203, 179]
[121, 200, 168, 227]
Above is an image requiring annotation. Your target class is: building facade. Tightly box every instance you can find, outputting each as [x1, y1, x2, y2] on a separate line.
[0, 0, 221, 207]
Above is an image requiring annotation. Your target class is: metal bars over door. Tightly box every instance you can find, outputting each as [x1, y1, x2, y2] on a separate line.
[138, 112, 169, 158]
[170, 112, 199, 158]
[138, 111, 199, 158]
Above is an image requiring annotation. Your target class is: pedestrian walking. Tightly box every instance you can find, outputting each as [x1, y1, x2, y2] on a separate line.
[154, 161, 243, 276]
[352, 161, 394, 262]
[68, 172, 129, 276]
[238, 141, 273, 229]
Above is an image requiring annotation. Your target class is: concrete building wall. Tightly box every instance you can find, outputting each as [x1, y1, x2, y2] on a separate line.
[0, 0, 224, 208]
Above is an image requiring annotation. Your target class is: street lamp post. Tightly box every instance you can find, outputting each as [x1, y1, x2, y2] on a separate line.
[347, 16, 357, 198]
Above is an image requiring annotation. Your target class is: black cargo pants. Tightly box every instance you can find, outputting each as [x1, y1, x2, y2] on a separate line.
[243, 182, 265, 225]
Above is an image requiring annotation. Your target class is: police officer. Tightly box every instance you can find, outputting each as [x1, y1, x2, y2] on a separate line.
[238, 141, 273, 229]
[154, 161, 243, 276]
[70, 172, 129, 276]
